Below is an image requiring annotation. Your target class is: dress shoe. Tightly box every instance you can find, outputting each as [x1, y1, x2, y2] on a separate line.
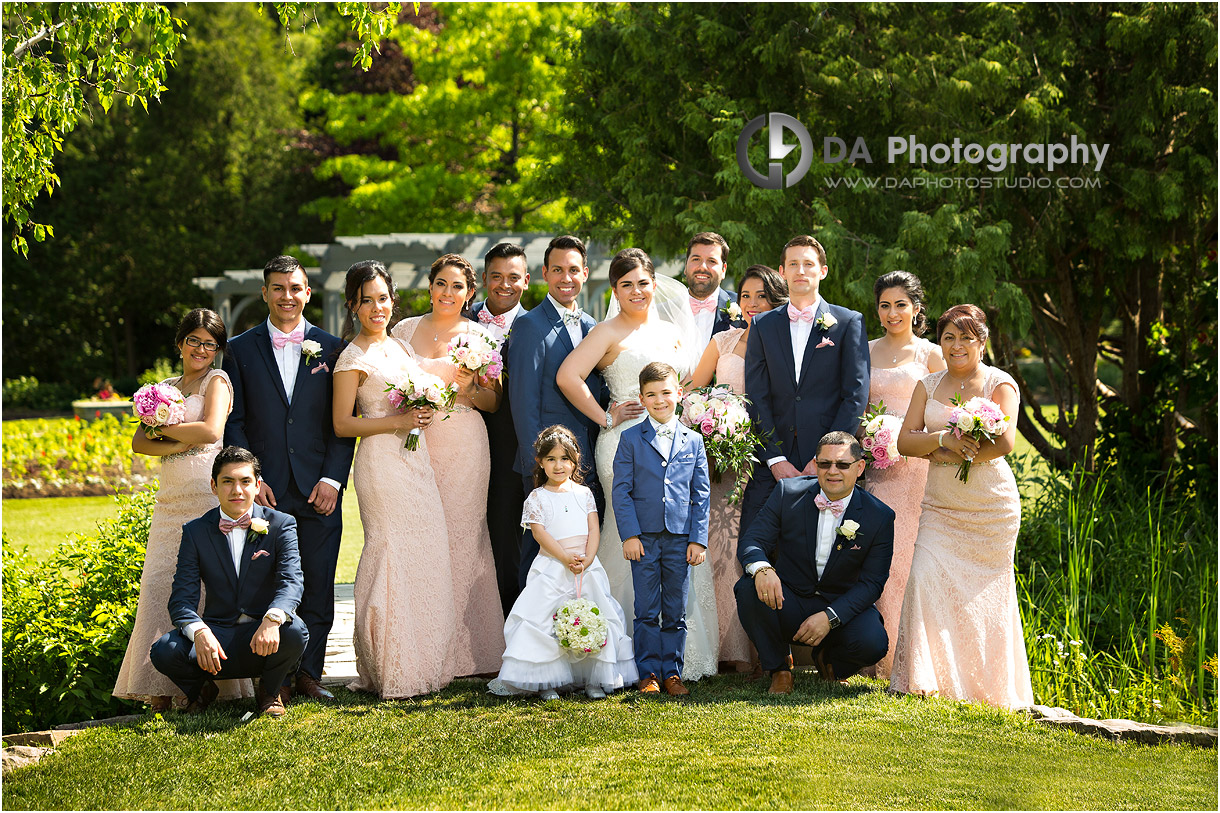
[296, 673, 335, 702]
[638, 674, 661, 693]
[813, 649, 849, 685]
[663, 675, 689, 697]
[148, 695, 173, 713]
[539, 688, 561, 701]
[184, 681, 218, 714]
[768, 670, 794, 695]
[584, 686, 606, 699]
[258, 683, 287, 719]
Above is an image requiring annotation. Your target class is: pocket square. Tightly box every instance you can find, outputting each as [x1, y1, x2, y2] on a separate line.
[311, 362, 330, 374]
[850, 544, 862, 550]
[816, 338, 835, 349]
[251, 549, 271, 560]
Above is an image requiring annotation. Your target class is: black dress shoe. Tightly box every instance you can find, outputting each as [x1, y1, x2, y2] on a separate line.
[184, 680, 219, 714]
[296, 673, 336, 701]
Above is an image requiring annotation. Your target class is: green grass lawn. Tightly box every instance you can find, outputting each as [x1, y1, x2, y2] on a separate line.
[4, 676, 1215, 810]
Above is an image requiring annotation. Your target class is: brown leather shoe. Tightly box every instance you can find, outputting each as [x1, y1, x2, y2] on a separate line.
[148, 695, 173, 713]
[663, 675, 689, 696]
[184, 681, 219, 714]
[296, 673, 335, 702]
[768, 670, 794, 695]
[258, 683, 287, 719]
[813, 649, 849, 685]
[637, 674, 661, 693]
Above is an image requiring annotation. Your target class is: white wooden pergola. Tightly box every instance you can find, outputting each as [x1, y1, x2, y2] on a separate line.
[194, 232, 685, 337]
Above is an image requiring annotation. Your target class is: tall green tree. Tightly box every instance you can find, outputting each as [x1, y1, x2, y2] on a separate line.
[554, 2, 1216, 478]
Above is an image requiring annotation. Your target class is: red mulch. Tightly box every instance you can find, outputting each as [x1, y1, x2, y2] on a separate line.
[2, 459, 158, 499]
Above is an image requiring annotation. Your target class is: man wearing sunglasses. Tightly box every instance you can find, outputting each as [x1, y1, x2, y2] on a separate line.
[735, 431, 893, 695]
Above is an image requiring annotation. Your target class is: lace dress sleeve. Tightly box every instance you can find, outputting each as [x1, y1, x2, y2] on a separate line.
[913, 338, 935, 370]
[577, 484, 598, 517]
[921, 369, 947, 399]
[521, 488, 550, 529]
[712, 327, 745, 357]
[202, 369, 235, 416]
[983, 366, 1021, 408]
[334, 343, 376, 377]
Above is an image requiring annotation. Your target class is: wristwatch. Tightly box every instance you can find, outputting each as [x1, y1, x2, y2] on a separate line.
[605, 409, 614, 429]
[824, 607, 841, 629]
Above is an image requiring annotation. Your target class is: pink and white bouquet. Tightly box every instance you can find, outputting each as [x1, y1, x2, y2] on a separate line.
[945, 394, 1011, 482]
[677, 384, 759, 504]
[447, 328, 504, 381]
[130, 382, 187, 438]
[384, 369, 457, 450]
[859, 401, 903, 470]
[552, 597, 608, 659]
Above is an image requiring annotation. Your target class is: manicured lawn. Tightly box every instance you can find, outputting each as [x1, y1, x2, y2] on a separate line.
[3, 676, 1215, 810]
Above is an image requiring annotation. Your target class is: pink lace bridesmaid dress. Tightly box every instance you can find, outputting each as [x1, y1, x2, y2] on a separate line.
[113, 369, 254, 705]
[336, 338, 459, 698]
[863, 337, 936, 678]
[702, 328, 754, 664]
[889, 367, 1034, 708]
[394, 317, 506, 676]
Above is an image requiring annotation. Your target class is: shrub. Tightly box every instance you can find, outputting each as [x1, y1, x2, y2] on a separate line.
[2, 376, 82, 411]
[1, 486, 156, 733]
[138, 358, 178, 387]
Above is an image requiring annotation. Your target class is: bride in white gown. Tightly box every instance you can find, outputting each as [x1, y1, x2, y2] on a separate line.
[556, 248, 719, 681]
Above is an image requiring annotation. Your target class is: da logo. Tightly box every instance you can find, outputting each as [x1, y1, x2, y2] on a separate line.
[736, 113, 813, 190]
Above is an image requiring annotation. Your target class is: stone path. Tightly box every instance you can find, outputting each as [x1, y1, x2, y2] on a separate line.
[320, 582, 358, 686]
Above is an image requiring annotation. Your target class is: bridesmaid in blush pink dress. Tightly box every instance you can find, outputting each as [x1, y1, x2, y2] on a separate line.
[688, 265, 788, 668]
[333, 261, 459, 699]
[891, 304, 1033, 708]
[863, 271, 944, 678]
[393, 253, 506, 676]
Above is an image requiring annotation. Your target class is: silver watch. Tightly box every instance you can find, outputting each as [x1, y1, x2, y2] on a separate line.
[605, 409, 614, 429]
[825, 607, 841, 629]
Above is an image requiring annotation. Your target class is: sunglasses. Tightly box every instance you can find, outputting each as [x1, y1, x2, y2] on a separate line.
[184, 336, 221, 352]
[815, 459, 859, 471]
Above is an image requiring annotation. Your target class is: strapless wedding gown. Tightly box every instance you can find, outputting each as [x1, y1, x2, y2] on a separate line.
[595, 333, 719, 681]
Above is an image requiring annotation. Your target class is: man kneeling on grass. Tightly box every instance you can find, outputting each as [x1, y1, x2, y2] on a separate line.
[150, 446, 307, 718]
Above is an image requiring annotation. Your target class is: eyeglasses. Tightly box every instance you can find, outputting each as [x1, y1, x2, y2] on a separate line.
[815, 459, 859, 471]
[184, 336, 221, 352]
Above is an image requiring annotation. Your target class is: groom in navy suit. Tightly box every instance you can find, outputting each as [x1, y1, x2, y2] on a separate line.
[222, 255, 355, 701]
[740, 235, 870, 539]
[736, 431, 893, 694]
[150, 447, 307, 717]
[506, 235, 608, 586]
[682, 232, 739, 349]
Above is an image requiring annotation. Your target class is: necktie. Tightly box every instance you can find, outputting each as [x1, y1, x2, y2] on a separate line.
[814, 493, 846, 516]
[561, 309, 584, 326]
[656, 425, 673, 438]
[219, 513, 252, 533]
[478, 309, 507, 328]
[272, 329, 304, 349]
[787, 304, 816, 324]
[689, 296, 717, 315]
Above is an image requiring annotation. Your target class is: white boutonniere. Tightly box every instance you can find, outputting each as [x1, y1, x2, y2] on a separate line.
[248, 517, 270, 535]
[722, 300, 743, 321]
[816, 312, 837, 331]
[837, 519, 859, 540]
[301, 339, 323, 364]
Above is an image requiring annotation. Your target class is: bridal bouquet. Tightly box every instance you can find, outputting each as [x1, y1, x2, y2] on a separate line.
[860, 401, 903, 470]
[552, 598, 608, 659]
[130, 382, 187, 438]
[945, 394, 1011, 482]
[447, 328, 504, 381]
[677, 385, 758, 504]
[385, 370, 457, 450]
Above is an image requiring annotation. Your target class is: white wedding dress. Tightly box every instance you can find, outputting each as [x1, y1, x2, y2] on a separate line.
[595, 315, 720, 682]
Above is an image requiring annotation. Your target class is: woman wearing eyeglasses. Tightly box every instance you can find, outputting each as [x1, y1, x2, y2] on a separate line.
[113, 308, 254, 711]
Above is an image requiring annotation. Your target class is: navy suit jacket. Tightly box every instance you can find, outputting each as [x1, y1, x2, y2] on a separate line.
[506, 298, 606, 477]
[168, 505, 305, 632]
[612, 419, 711, 548]
[468, 301, 518, 456]
[745, 301, 869, 469]
[222, 319, 355, 496]
[738, 477, 893, 625]
[711, 288, 740, 336]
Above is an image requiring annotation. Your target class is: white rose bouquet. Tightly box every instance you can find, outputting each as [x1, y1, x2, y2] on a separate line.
[447, 328, 504, 381]
[677, 384, 759, 504]
[552, 597, 609, 660]
[384, 370, 457, 450]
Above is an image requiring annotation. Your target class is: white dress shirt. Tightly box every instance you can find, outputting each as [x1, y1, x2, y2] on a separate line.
[689, 292, 718, 350]
[648, 415, 679, 460]
[181, 515, 286, 641]
[765, 296, 822, 469]
[478, 302, 523, 343]
[746, 487, 854, 580]
[547, 294, 584, 348]
[266, 319, 340, 494]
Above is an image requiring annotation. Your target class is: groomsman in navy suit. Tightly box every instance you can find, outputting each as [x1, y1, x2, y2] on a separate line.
[683, 232, 739, 349]
[150, 447, 308, 717]
[470, 242, 530, 616]
[740, 235, 870, 539]
[736, 431, 893, 694]
[506, 235, 610, 586]
[222, 255, 355, 702]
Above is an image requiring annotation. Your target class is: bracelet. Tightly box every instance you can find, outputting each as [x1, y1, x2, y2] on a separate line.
[937, 431, 945, 448]
[752, 566, 774, 580]
[605, 409, 614, 430]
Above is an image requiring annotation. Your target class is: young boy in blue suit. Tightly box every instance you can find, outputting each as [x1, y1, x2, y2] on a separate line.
[612, 362, 711, 696]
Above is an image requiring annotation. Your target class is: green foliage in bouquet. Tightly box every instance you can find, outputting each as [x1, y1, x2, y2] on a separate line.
[2, 486, 156, 733]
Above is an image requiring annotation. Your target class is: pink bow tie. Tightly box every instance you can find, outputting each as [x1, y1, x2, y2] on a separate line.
[478, 309, 507, 328]
[689, 296, 717, 315]
[219, 513, 252, 533]
[272, 329, 304, 349]
[787, 304, 816, 323]
[814, 493, 846, 516]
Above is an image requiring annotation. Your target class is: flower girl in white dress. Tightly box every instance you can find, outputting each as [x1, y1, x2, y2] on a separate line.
[490, 426, 637, 699]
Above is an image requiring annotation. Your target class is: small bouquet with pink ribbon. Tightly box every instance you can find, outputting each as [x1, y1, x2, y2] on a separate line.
[677, 384, 759, 504]
[860, 401, 903, 470]
[945, 393, 1011, 482]
[384, 370, 457, 450]
[552, 593, 608, 660]
[130, 382, 187, 438]
[447, 328, 504, 382]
